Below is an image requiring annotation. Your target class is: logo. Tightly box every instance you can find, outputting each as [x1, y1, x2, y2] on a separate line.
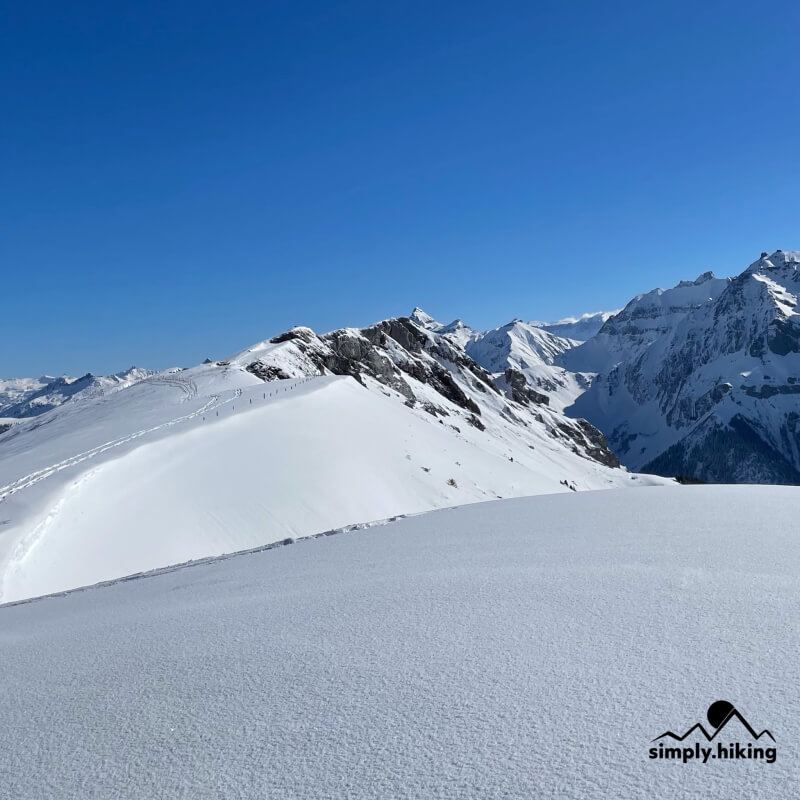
[649, 700, 776, 764]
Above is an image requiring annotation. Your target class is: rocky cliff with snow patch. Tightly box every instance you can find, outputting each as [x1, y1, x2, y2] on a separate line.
[565, 250, 800, 483]
[232, 311, 620, 468]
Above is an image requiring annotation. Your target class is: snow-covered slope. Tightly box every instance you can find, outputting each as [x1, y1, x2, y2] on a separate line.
[0, 367, 151, 419]
[0, 376, 55, 413]
[0, 329, 665, 602]
[533, 310, 618, 342]
[567, 251, 800, 483]
[2, 485, 795, 799]
[465, 320, 590, 410]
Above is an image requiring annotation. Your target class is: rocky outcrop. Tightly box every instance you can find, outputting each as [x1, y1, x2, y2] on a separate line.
[239, 310, 619, 470]
[502, 368, 550, 407]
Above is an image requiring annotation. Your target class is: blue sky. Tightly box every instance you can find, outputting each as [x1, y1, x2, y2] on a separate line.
[2, 0, 798, 376]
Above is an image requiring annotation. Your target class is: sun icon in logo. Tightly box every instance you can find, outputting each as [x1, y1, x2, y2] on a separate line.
[707, 700, 737, 730]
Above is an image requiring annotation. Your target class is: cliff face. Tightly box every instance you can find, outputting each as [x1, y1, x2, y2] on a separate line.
[565, 251, 800, 483]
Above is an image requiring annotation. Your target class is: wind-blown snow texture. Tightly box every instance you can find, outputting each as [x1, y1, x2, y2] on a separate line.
[1, 486, 795, 799]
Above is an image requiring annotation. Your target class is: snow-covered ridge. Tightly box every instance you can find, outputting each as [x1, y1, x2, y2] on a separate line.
[4, 247, 796, 603]
[0, 309, 670, 603]
[232, 310, 620, 463]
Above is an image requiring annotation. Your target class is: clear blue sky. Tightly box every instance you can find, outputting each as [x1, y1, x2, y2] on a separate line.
[2, 0, 798, 376]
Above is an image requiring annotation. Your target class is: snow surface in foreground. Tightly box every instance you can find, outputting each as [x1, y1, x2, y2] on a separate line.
[0, 365, 664, 603]
[1, 485, 797, 799]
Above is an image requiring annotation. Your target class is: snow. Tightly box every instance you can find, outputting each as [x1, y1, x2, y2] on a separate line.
[746, 250, 800, 272]
[466, 321, 589, 410]
[0, 368, 151, 419]
[532, 310, 618, 342]
[409, 306, 442, 330]
[565, 250, 800, 477]
[0, 363, 666, 604]
[1, 485, 796, 799]
[0, 376, 56, 414]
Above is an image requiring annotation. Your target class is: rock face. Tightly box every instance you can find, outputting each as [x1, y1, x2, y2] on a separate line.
[565, 251, 800, 484]
[232, 311, 619, 470]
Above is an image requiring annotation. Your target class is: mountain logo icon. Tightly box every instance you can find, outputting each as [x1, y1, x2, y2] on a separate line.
[652, 700, 775, 743]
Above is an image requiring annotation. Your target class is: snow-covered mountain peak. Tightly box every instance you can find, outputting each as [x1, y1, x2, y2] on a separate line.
[467, 319, 575, 370]
[677, 270, 717, 288]
[747, 249, 800, 273]
[464, 320, 590, 411]
[114, 366, 151, 381]
[568, 249, 800, 483]
[409, 307, 442, 330]
[437, 317, 475, 347]
[440, 317, 467, 332]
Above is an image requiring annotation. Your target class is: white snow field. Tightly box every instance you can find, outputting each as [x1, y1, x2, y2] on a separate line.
[0, 362, 664, 604]
[1, 485, 796, 799]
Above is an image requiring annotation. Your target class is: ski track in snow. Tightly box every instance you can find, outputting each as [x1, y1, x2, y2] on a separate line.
[0, 397, 218, 503]
[0, 377, 311, 504]
[0, 376, 317, 599]
[0, 365, 666, 604]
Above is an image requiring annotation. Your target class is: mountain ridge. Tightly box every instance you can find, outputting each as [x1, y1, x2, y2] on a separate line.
[5, 248, 797, 486]
[564, 250, 800, 483]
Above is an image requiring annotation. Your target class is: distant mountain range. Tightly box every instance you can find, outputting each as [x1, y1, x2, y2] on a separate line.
[3, 249, 798, 485]
[0, 368, 151, 421]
